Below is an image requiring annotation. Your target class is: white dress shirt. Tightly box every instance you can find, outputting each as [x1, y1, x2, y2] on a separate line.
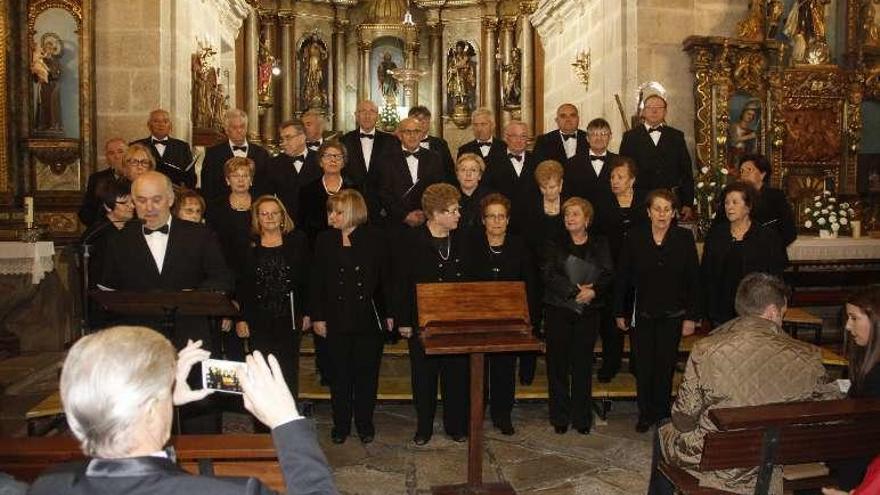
[230, 140, 249, 157]
[645, 123, 662, 146]
[509, 153, 525, 177]
[561, 131, 577, 159]
[590, 151, 607, 176]
[151, 135, 167, 157]
[143, 217, 172, 273]
[404, 148, 419, 183]
[359, 128, 375, 170]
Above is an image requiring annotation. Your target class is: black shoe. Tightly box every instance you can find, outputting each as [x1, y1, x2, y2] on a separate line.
[576, 426, 591, 435]
[359, 434, 374, 444]
[635, 417, 652, 433]
[450, 433, 468, 443]
[553, 425, 568, 434]
[413, 432, 431, 446]
[331, 429, 348, 444]
[494, 420, 515, 436]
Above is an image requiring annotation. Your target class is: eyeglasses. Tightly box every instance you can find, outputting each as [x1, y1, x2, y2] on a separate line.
[443, 206, 461, 216]
[644, 105, 667, 110]
[127, 159, 151, 167]
[228, 173, 251, 179]
[458, 168, 480, 175]
[259, 210, 281, 218]
[588, 131, 610, 137]
[322, 153, 344, 160]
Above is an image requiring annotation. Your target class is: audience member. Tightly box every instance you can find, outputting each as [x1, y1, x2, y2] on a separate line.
[201, 109, 270, 203]
[131, 109, 196, 188]
[408, 106, 455, 180]
[457, 108, 505, 162]
[533, 104, 588, 165]
[79, 138, 127, 226]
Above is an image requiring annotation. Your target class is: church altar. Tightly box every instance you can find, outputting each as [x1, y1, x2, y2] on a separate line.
[787, 235, 880, 262]
[784, 235, 880, 306]
[0, 242, 55, 285]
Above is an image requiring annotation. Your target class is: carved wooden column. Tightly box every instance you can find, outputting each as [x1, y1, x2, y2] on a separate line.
[405, 41, 420, 108]
[259, 12, 278, 145]
[279, 11, 295, 121]
[244, 8, 260, 141]
[519, 2, 536, 132]
[358, 41, 371, 103]
[499, 16, 516, 130]
[429, 19, 443, 136]
[333, 9, 349, 131]
[481, 17, 498, 114]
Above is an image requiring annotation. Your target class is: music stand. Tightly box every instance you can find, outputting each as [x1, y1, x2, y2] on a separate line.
[417, 281, 543, 495]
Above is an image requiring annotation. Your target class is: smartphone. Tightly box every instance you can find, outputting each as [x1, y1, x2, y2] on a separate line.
[201, 358, 247, 394]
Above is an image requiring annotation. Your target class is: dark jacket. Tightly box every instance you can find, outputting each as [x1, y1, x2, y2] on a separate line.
[420, 135, 456, 181]
[131, 136, 196, 189]
[614, 224, 701, 321]
[341, 128, 398, 185]
[309, 226, 391, 334]
[533, 129, 589, 165]
[562, 151, 618, 205]
[711, 186, 797, 250]
[28, 419, 338, 495]
[541, 234, 613, 314]
[465, 231, 540, 326]
[237, 230, 311, 325]
[78, 169, 124, 226]
[201, 142, 271, 204]
[457, 183, 495, 234]
[591, 189, 648, 260]
[483, 149, 539, 223]
[267, 150, 322, 218]
[204, 198, 253, 281]
[457, 137, 507, 164]
[296, 177, 356, 248]
[619, 124, 694, 208]
[378, 147, 447, 225]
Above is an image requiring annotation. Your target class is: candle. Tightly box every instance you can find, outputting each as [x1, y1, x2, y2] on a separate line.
[24, 196, 34, 227]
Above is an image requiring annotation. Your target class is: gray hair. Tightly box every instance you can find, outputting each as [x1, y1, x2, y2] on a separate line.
[224, 108, 248, 127]
[735, 272, 789, 317]
[61, 326, 176, 458]
[471, 107, 494, 122]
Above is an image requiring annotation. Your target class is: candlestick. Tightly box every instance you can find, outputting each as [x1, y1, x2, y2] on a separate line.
[24, 196, 34, 228]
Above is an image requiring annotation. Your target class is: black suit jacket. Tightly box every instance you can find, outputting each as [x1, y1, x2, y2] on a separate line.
[563, 151, 618, 205]
[201, 142, 271, 204]
[341, 129, 398, 186]
[100, 218, 234, 347]
[296, 176, 357, 247]
[378, 147, 447, 225]
[78, 168, 123, 226]
[457, 137, 507, 164]
[619, 125, 694, 208]
[132, 136, 196, 188]
[483, 149, 539, 215]
[420, 135, 455, 181]
[28, 419, 338, 495]
[268, 151, 322, 217]
[533, 129, 589, 165]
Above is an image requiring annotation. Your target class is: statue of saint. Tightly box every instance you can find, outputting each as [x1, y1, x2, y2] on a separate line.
[377, 52, 399, 101]
[301, 36, 328, 109]
[31, 32, 63, 133]
[258, 35, 275, 101]
[501, 48, 522, 108]
[783, 0, 831, 64]
[446, 42, 476, 106]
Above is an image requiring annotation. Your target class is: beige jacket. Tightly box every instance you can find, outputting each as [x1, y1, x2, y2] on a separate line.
[659, 315, 841, 494]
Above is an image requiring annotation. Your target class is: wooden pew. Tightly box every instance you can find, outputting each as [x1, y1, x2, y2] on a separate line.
[659, 398, 880, 494]
[0, 434, 285, 492]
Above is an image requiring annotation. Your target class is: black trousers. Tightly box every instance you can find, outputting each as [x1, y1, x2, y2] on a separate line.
[314, 333, 332, 384]
[631, 316, 682, 422]
[327, 331, 384, 436]
[408, 335, 469, 437]
[488, 354, 516, 424]
[544, 306, 599, 430]
[249, 314, 302, 399]
[598, 306, 622, 373]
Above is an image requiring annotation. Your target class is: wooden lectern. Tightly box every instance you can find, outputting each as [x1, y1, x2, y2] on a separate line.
[417, 281, 543, 495]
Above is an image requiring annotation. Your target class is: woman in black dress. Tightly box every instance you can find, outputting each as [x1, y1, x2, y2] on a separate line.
[702, 181, 786, 326]
[235, 195, 310, 399]
[396, 183, 469, 445]
[205, 157, 256, 280]
[297, 141, 354, 248]
[456, 153, 493, 233]
[311, 189, 392, 445]
[541, 197, 613, 435]
[465, 193, 538, 435]
[736, 153, 797, 250]
[614, 189, 700, 433]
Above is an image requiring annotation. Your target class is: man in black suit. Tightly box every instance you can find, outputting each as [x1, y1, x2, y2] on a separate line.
[341, 100, 397, 221]
[78, 137, 127, 226]
[533, 103, 589, 165]
[483, 120, 539, 217]
[302, 109, 328, 153]
[457, 107, 506, 164]
[619, 95, 695, 220]
[269, 119, 322, 216]
[408, 105, 455, 180]
[200, 108, 271, 204]
[378, 117, 447, 228]
[131, 109, 196, 189]
[29, 327, 337, 495]
[563, 117, 617, 205]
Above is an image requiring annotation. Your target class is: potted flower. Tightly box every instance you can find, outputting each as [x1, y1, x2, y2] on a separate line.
[802, 191, 853, 238]
[694, 164, 731, 239]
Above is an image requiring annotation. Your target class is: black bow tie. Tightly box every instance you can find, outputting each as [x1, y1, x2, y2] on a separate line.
[421, 138, 430, 144]
[648, 126, 663, 134]
[562, 133, 576, 141]
[589, 155, 607, 162]
[232, 145, 247, 152]
[508, 153, 523, 162]
[477, 140, 492, 146]
[359, 133, 374, 139]
[291, 155, 304, 164]
[151, 138, 168, 145]
[403, 150, 420, 158]
[143, 224, 169, 235]
[307, 141, 321, 148]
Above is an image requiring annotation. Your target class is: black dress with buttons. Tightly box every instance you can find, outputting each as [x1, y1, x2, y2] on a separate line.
[394, 225, 470, 439]
[310, 225, 391, 438]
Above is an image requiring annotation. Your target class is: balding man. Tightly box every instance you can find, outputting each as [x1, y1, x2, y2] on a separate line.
[457, 108, 505, 163]
[483, 120, 539, 216]
[131, 109, 196, 189]
[342, 100, 398, 221]
[201, 108, 271, 203]
[79, 138, 127, 226]
[534, 103, 589, 164]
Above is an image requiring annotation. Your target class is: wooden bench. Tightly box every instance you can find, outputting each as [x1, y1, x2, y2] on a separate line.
[0, 434, 285, 491]
[659, 398, 880, 494]
[782, 307, 825, 344]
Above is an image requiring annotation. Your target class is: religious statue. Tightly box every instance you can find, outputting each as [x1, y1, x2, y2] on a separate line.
[257, 34, 276, 104]
[377, 51, 399, 102]
[501, 48, 522, 108]
[728, 99, 761, 162]
[767, 0, 785, 38]
[783, 0, 831, 64]
[736, 0, 764, 41]
[446, 41, 476, 107]
[191, 45, 229, 131]
[31, 32, 64, 133]
[300, 34, 328, 110]
[864, 0, 880, 46]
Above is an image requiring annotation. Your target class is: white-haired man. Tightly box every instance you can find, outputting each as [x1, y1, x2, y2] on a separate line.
[457, 108, 505, 162]
[341, 100, 398, 221]
[131, 109, 196, 189]
[28, 326, 337, 495]
[201, 109, 271, 203]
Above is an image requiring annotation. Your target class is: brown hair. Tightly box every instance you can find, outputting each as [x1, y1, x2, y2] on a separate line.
[480, 193, 511, 217]
[562, 197, 594, 226]
[722, 181, 758, 211]
[326, 189, 368, 229]
[173, 188, 206, 217]
[610, 156, 638, 180]
[456, 153, 486, 174]
[534, 160, 564, 186]
[645, 188, 678, 211]
[250, 195, 294, 235]
[421, 183, 461, 219]
[734, 272, 789, 318]
[847, 286, 880, 396]
[224, 156, 255, 178]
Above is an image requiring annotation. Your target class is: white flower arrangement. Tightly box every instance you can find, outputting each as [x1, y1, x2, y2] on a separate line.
[694, 164, 732, 237]
[803, 191, 854, 235]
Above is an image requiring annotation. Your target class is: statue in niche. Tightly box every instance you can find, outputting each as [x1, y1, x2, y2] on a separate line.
[191, 45, 229, 131]
[864, 0, 880, 46]
[767, 0, 785, 38]
[377, 51, 399, 102]
[728, 98, 761, 163]
[258, 33, 275, 103]
[446, 41, 476, 108]
[31, 32, 64, 133]
[501, 48, 522, 108]
[783, 0, 831, 64]
[736, 0, 764, 41]
[300, 34, 328, 110]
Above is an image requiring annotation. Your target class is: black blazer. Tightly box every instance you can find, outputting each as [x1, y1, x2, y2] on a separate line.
[614, 224, 701, 321]
[78, 169, 124, 226]
[541, 234, 613, 313]
[457, 137, 507, 164]
[483, 149, 539, 211]
[457, 183, 495, 234]
[80, 218, 122, 290]
[296, 177, 357, 248]
[201, 142, 271, 204]
[268, 151, 322, 218]
[341, 128, 398, 186]
[237, 230, 311, 324]
[204, 198, 253, 281]
[310, 225, 392, 334]
[132, 136, 196, 188]
[517, 194, 567, 254]
[378, 147, 447, 225]
[591, 188, 648, 258]
[563, 151, 618, 205]
[619, 124, 694, 208]
[28, 419, 338, 495]
[420, 135, 456, 181]
[711, 187, 797, 250]
[533, 129, 589, 165]
[100, 218, 234, 347]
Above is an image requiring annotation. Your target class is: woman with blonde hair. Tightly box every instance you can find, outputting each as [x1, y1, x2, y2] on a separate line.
[122, 143, 156, 182]
[455, 152, 493, 232]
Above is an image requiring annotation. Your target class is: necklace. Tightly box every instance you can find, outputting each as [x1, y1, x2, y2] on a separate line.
[488, 244, 503, 255]
[322, 175, 343, 195]
[438, 236, 451, 261]
[229, 194, 251, 211]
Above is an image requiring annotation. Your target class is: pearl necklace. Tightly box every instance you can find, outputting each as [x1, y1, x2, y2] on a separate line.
[438, 236, 451, 261]
[322, 176, 343, 196]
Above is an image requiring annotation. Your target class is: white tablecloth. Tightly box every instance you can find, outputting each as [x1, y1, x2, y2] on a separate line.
[787, 235, 880, 262]
[0, 241, 56, 284]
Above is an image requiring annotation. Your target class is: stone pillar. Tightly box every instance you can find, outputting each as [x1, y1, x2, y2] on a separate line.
[244, 8, 260, 141]
[358, 41, 371, 103]
[429, 21, 443, 136]
[333, 10, 349, 131]
[499, 17, 516, 130]
[279, 11, 295, 121]
[481, 17, 498, 115]
[519, 2, 536, 133]
[259, 12, 277, 145]
[405, 41, 420, 108]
